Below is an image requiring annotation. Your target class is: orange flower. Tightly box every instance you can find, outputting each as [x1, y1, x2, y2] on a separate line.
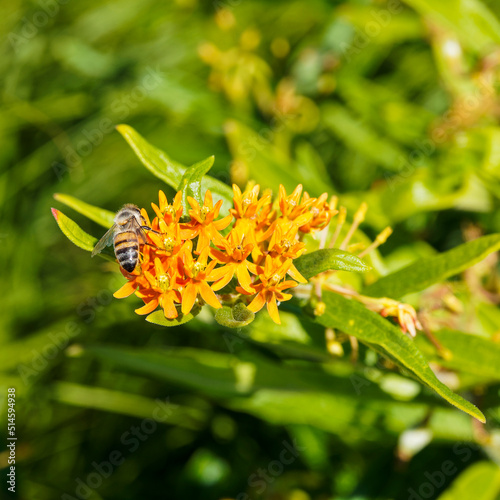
[209, 226, 256, 292]
[231, 183, 273, 254]
[277, 184, 314, 226]
[178, 242, 222, 315]
[109, 183, 342, 324]
[231, 183, 271, 220]
[260, 184, 314, 242]
[185, 191, 233, 252]
[151, 190, 183, 225]
[134, 257, 182, 318]
[298, 192, 337, 233]
[267, 223, 307, 283]
[238, 255, 298, 324]
[148, 221, 183, 257]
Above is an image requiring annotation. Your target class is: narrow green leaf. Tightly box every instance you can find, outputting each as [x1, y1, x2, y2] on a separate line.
[116, 124, 233, 213]
[214, 303, 255, 328]
[314, 291, 485, 422]
[178, 156, 215, 214]
[364, 234, 500, 299]
[146, 308, 200, 327]
[51, 208, 97, 252]
[116, 123, 187, 187]
[51, 208, 114, 260]
[294, 248, 370, 280]
[416, 329, 500, 381]
[54, 193, 115, 228]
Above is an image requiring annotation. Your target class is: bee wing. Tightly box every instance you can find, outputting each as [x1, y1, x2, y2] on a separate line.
[91, 225, 116, 257]
[129, 217, 148, 244]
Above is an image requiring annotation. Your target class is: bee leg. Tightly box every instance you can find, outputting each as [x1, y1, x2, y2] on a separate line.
[141, 225, 161, 235]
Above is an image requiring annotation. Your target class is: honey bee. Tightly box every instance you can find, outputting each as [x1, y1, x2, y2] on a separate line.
[92, 204, 152, 272]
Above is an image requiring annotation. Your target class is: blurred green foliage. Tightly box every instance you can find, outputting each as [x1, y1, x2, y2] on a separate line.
[3, 0, 500, 499]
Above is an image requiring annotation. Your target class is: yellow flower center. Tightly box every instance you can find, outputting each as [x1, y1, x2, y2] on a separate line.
[200, 206, 211, 220]
[164, 205, 176, 217]
[281, 239, 291, 251]
[192, 262, 205, 278]
[157, 274, 170, 292]
[269, 273, 281, 286]
[163, 236, 175, 252]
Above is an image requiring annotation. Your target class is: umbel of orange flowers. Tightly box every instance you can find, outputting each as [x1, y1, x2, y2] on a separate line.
[113, 184, 337, 324]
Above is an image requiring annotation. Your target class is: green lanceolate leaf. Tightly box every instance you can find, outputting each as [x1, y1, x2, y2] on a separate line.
[51, 209, 114, 259]
[146, 307, 200, 327]
[364, 234, 500, 299]
[51, 208, 97, 252]
[178, 156, 215, 214]
[53, 193, 115, 228]
[214, 303, 255, 328]
[116, 124, 233, 213]
[116, 124, 187, 187]
[294, 248, 370, 280]
[314, 291, 485, 422]
[416, 329, 500, 381]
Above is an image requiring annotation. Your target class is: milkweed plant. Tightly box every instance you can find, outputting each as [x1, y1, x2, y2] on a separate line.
[53, 124, 500, 425]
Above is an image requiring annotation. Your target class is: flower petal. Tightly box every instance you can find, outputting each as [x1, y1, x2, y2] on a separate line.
[158, 190, 168, 210]
[280, 279, 298, 289]
[236, 264, 254, 294]
[209, 263, 233, 281]
[210, 247, 230, 263]
[293, 212, 313, 227]
[161, 295, 179, 319]
[113, 281, 137, 298]
[151, 202, 163, 220]
[196, 230, 211, 253]
[213, 213, 233, 230]
[287, 264, 307, 283]
[140, 208, 151, 227]
[247, 292, 266, 313]
[211, 267, 234, 291]
[266, 294, 281, 324]
[181, 282, 198, 315]
[199, 281, 222, 308]
[204, 190, 214, 208]
[135, 298, 159, 315]
[276, 291, 293, 302]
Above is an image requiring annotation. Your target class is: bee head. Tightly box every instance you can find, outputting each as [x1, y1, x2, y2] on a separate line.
[115, 204, 141, 225]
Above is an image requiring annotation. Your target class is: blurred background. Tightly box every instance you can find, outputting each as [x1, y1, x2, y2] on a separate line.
[3, 0, 500, 498]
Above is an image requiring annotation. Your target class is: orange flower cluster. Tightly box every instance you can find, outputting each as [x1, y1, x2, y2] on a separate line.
[114, 184, 336, 324]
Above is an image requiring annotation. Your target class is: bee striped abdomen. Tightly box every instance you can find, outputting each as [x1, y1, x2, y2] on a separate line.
[114, 231, 139, 272]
